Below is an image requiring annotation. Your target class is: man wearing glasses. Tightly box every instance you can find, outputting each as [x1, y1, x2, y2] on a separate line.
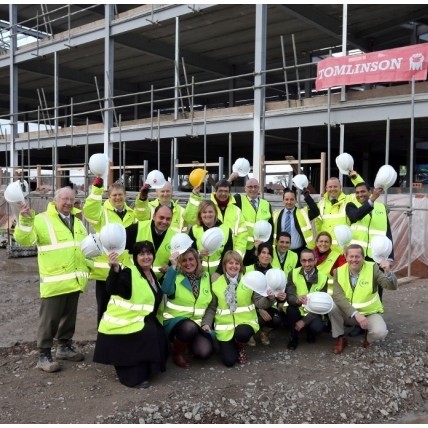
[228, 173, 273, 265]
[14, 187, 91, 373]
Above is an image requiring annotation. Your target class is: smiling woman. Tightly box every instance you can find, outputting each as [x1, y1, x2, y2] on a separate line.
[93, 241, 169, 389]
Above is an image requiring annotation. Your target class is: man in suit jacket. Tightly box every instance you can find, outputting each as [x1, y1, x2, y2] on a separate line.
[273, 188, 319, 260]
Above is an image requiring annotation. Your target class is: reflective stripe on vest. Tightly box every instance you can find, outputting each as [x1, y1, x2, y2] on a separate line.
[165, 300, 206, 315]
[102, 313, 147, 326]
[352, 294, 379, 309]
[110, 296, 154, 312]
[38, 241, 77, 252]
[202, 259, 220, 268]
[41, 271, 89, 283]
[216, 304, 255, 316]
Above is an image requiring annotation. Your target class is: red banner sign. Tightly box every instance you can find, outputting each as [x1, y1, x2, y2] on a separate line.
[316, 43, 428, 91]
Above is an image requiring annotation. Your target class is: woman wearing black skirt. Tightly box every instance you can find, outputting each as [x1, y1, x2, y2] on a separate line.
[93, 241, 168, 388]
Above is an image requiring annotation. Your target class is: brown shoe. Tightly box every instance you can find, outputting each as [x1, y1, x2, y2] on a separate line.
[172, 339, 189, 368]
[362, 331, 372, 349]
[333, 336, 347, 354]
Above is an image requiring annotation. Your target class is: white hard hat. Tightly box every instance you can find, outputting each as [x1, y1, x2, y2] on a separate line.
[303, 291, 334, 315]
[242, 270, 268, 296]
[253, 220, 272, 242]
[80, 233, 103, 258]
[170, 233, 193, 255]
[232, 158, 251, 177]
[145, 170, 166, 189]
[333, 225, 353, 248]
[374, 165, 397, 190]
[201, 227, 224, 256]
[265, 268, 286, 293]
[335, 152, 354, 175]
[292, 174, 309, 191]
[370, 235, 393, 263]
[99, 223, 126, 255]
[89, 153, 109, 177]
[4, 180, 27, 203]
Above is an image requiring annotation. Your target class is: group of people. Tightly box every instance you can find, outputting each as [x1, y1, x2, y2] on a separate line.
[13, 164, 397, 389]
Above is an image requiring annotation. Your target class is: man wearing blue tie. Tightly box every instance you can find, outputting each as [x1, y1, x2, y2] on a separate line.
[273, 188, 319, 262]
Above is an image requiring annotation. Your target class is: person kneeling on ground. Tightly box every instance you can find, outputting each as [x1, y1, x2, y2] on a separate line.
[202, 251, 259, 367]
[161, 248, 214, 368]
[93, 241, 168, 389]
[328, 244, 397, 354]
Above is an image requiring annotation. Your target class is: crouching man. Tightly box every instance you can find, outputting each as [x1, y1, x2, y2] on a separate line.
[328, 244, 397, 354]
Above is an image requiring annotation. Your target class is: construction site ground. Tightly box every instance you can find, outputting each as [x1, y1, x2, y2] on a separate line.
[0, 249, 427, 424]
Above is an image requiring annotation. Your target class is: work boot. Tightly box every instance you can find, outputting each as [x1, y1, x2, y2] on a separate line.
[56, 342, 84, 362]
[362, 331, 372, 349]
[260, 327, 273, 346]
[36, 349, 61, 373]
[333, 336, 348, 354]
[172, 339, 189, 368]
[247, 335, 257, 347]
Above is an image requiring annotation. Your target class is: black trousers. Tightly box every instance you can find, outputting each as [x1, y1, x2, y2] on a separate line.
[285, 305, 324, 339]
[218, 324, 255, 367]
[96, 280, 110, 326]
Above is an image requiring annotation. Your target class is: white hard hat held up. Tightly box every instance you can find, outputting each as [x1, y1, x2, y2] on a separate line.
[265, 268, 286, 294]
[4, 180, 28, 203]
[303, 291, 334, 315]
[370, 235, 393, 263]
[201, 227, 224, 255]
[145, 170, 166, 189]
[89, 153, 109, 177]
[374, 165, 398, 190]
[99, 223, 126, 256]
[253, 220, 272, 243]
[333, 225, 353, 248]
[232, 158, 251, 177]
[170, 233, 193, 255]
[335, 152, 354, 175]
[292, 174, 309, 191]
[242, 270, 268, 296]
[80, 233, 103, 258]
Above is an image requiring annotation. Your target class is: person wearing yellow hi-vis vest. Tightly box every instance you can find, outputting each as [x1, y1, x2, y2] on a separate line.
[328, 244, 397, 355]
[134, 181, 187, 233]
[345, 182, 394, 263]
[187, 200, 233, 282]
[315, 171, 364, 252]
[14, 187, 91, 373]
[314, 231, 347, 295]
[227, 173, 274, 265]
[93, 241, 168, 389]
[161, 248, 214, 369]
[244, 242, 287, 347]
[183, 179, 248, 258]
[285, 248, 329, 351]
[202, 251, 260, 367]
[271, 231, 299, 277]
[273, 188, 319, 260]
[82, 180, 135, 325]
[125, 205, 175, 280]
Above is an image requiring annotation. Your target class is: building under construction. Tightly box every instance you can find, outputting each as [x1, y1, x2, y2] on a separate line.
[0, 4, 427, 274]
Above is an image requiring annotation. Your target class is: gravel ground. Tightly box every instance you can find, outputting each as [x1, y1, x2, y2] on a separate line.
[0, 251, 427, 424]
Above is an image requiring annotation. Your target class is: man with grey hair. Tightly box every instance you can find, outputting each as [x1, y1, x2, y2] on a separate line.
[14, 187, 91, 373]
[228, 172, 273, 265]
